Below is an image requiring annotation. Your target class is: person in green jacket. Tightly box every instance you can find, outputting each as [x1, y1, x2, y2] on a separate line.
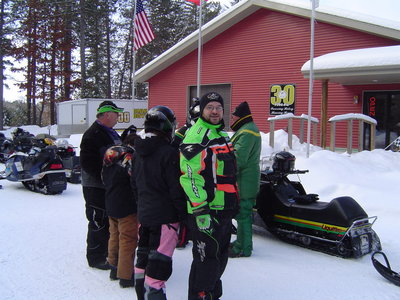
[180, 92, 239, 300]
[229, 101, 261, 258]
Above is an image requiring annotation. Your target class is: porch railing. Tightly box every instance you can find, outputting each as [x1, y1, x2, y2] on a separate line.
[328, 113, 377, 154]
[268, 113, 319, 149]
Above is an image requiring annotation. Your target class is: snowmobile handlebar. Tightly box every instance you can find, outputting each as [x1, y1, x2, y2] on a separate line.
[260, 169, 309, 182]
[289, 169, 309, 174]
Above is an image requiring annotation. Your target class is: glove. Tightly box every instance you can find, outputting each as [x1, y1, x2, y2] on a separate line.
[194, 207, 214, 235]
[196, 214, 212, 232]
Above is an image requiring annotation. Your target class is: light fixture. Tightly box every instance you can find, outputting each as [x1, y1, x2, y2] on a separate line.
[353, 95, 359, 104]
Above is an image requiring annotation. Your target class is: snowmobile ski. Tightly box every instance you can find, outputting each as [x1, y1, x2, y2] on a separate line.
[372, 251, 400, 287]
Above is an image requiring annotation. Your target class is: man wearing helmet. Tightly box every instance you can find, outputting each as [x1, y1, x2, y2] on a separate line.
[180, 92, 239, 300]
[130, 106, 186, 300]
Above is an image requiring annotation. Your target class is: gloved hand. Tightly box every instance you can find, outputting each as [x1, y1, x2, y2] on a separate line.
[194, 207, 214, 235]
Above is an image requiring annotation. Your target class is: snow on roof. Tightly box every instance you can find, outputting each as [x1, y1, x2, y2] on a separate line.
[269, 0, 400, 30]
[301, 45, 400, 71]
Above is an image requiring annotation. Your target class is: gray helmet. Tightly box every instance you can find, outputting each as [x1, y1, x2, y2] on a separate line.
[187, 98, 200, 126]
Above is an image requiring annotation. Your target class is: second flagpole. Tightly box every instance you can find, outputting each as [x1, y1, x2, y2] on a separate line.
[196, 0, 203, 98]
[132, 0, 138, 101]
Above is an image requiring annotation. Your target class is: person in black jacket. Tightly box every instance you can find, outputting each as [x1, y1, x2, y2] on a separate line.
[102, 133, 138, 288]
[131, 106, 186, 300]
[80, 100, 123, 270]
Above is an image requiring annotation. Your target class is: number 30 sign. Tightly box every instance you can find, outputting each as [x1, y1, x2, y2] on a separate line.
[269, 84, 296, 115]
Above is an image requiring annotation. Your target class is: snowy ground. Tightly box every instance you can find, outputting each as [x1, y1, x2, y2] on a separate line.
[1, 126, 400, 299]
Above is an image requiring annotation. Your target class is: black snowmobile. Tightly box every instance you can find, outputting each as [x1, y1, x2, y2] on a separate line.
[254, 151, 382, 258]
[55, 139, 81, 184]
[0, 133, 14, 163]
[0, 130, 67, 194]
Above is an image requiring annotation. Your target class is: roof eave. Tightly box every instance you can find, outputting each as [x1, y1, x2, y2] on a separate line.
[135, 0, 259, 82]
[135, 0, 400, 83]
[302, 65, 400, 85]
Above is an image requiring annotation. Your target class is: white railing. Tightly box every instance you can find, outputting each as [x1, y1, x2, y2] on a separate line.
[328, 113, 377, 153]
[268, 113, 319, 149]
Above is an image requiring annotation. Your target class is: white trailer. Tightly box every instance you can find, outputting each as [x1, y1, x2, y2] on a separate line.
[56, 98, 148, 136]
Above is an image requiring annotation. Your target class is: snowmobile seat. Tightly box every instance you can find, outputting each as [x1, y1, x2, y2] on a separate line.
[290, 196, 368, 227]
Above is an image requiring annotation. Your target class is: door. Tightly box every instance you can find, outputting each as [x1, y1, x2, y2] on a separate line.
[363, 91, 400, 149]
[72, 104, 87, 125]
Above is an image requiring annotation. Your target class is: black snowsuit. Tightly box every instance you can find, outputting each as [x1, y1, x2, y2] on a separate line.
[80, 120, 121, 266]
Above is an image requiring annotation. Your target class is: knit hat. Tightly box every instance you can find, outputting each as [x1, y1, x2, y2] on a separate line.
[231, 101, 253, 131]
[199, 92, 224, 115]
[97, 101, 123, 114]
[232, 101, 251, 118]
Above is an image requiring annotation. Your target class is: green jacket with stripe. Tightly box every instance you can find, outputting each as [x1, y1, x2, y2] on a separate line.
[179, 118, 239, 214]
[231, 120, 261, 200]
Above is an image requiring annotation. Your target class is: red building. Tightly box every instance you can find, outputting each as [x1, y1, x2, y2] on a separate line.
[135, 0, 400, 150]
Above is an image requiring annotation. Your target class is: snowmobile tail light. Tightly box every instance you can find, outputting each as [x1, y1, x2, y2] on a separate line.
[50, 163, 63, 170]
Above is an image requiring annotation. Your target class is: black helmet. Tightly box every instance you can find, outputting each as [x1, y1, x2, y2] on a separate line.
[272, 151, 295, 173]
[12, 127, 27, 139]
[144, 106, 177, 140]
[187, 98, 200, 126]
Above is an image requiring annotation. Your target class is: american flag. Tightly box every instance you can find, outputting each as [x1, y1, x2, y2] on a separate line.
[133, 0, 155, 51]
[186, 0, 208, 5]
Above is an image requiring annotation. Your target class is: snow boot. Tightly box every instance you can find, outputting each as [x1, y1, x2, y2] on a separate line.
[119, 272, 134, 288]
[109, 265, 117, 280]
[89, 260, 111, 270]
[119, 277, 135, 288]
[145, 286, 167, 300]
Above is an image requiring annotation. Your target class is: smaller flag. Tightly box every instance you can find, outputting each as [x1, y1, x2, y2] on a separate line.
[134, 0, 155, 51]
[186, 0, 208, 5]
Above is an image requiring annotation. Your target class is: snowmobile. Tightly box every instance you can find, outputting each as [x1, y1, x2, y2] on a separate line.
[254, 151, 382, 258]
[0, 132, 67, 195]
[0, 133, 14, 163]
[55, 139, 81, 184]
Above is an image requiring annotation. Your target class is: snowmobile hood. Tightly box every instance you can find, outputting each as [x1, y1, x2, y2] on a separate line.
[134, 134, 170, 157]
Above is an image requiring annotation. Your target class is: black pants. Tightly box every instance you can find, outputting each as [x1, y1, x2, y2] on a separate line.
[187, 212, 233, 300]
[83, 186, 109, 266]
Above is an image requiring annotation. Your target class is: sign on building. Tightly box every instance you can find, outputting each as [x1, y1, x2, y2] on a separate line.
[269, 84, 296, 115]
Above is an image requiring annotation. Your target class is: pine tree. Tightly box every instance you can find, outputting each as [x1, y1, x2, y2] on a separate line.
[3, 0, 224, 122]
[0, 0, 15, 129]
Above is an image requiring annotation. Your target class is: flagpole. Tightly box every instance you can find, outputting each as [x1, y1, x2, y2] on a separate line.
[306, 0, 318, 158]
[196, 0, 203, 98]
[132, 0, 138, 101]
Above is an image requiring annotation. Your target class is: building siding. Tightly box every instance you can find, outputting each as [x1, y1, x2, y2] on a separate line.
[148, 8, 400, 148]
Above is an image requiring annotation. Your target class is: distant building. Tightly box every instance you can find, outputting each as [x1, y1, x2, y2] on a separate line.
[135, 0, 400, 150]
